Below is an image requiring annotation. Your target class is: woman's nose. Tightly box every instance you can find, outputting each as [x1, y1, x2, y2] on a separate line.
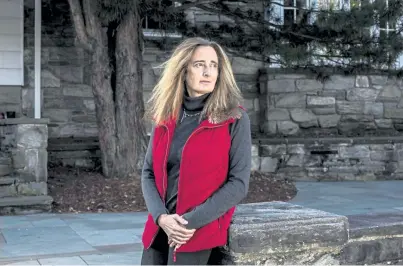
[203, 67, 211, 76]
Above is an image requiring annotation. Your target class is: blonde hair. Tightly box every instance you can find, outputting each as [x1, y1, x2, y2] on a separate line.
[145, 37, 243, 125]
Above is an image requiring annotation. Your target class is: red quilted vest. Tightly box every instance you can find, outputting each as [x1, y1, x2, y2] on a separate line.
[141, 116, 237, 253]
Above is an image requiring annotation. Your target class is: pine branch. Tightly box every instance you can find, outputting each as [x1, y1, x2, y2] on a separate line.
[165, 0, 216, 12]
[194, 3, 322, 42]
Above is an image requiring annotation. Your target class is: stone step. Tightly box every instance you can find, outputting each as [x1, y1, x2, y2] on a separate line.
[0, 155, 11, 165]
[49, 150, 101, 159]
[48, 137, 99, 144]
[0, 195, 53, 215]
[0, 177, 17, 185]
[0, 165, 11, 177]
[0, 183, 17, 198]
[0, 180, 47, 198]
[47, 142, 100, 151]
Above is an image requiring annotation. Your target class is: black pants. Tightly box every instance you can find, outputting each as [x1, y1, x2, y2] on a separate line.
[141, 229, 212, 265]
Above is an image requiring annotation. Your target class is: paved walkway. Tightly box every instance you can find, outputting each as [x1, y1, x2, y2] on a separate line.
[290, 180, 403, 215]
[0, 180, 402, 265]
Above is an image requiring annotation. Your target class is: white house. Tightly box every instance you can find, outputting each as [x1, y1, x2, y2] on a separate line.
[0, 0, 42, 119]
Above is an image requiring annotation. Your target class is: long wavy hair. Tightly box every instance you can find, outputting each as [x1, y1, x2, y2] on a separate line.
[145, 37, 243, 125]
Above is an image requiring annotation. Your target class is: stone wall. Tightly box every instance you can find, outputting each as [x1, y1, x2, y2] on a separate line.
[0, 118, 52, 214]
[23, 0, 98, 138]
[259, 70, 403, 136]
[251, 137, 403, 181]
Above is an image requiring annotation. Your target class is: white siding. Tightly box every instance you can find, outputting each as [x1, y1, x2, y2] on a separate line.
[0, 0, 23, 85]
[0, 18, 22, 34]
[0, 69, 22, 84]
[0, 35, 22, 51]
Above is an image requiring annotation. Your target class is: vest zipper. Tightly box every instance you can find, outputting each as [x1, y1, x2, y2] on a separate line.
[174, 123, 227, 261]
[147, 124, 171, 250]
[176, 124, 225, 214]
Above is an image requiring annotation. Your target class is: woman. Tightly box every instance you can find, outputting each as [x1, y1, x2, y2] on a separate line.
[141, 37, 252, 265]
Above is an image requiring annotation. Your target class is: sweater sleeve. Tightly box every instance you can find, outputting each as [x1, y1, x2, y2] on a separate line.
[141, 126, 169, 224]
[181, 109, 252, 229]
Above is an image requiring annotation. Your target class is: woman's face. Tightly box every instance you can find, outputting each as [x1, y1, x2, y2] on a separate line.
[185, 45, 219, 97]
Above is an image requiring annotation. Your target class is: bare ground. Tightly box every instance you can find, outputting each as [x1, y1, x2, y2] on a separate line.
[48, 167, 297, 213]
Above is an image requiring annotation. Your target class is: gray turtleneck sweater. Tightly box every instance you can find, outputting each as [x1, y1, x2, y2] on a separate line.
[141, 92, 251, 230]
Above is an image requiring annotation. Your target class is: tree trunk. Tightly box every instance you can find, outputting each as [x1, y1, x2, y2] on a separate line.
[113, 5, 147, 177]
[67, 0, 147, 178]
[91, 45, 120, 178]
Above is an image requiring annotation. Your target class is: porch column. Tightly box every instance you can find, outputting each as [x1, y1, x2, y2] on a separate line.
[34, 0, 42, 119]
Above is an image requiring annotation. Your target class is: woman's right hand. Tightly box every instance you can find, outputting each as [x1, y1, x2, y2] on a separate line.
[158, 214, 196, 245]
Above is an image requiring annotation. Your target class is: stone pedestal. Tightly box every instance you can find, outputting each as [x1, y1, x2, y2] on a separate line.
[221, 202, 348, 265]
[0, 118, 52, 214]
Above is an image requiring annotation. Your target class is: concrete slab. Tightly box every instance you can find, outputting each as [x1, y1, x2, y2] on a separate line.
[0, 217, 32, 229]
[0, 232, 6, 245]
[80, 252, 142, 265]
[4, 259, 40, 265]
[347, 212, 403, 238]
[94, 243, 143, 254]
[291, 181, 403, 216]
[24, 213, 57, 220]
[38, 256, 87, 265]
[341, 212, 403, 265]
[72, 228, 142, 246]
[66, 219, 143, 231]
[0, 250, 14, 259]
[30, 218, 68, 227]
[67, 213, 130, 221]
[1, 226, 82, 244]
[0, 240, 96, 259]
[225, 201, 348, 265]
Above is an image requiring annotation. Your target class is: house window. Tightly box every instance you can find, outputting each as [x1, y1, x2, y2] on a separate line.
[370, 0, 403, 68]
[266, 0, 317, 26]
[142, 0, 182, 38]
[379, 0, 396, 40]
[284, 0, 307, 25]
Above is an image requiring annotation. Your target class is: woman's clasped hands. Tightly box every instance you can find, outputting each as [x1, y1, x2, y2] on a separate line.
[158, 214, 195, 250]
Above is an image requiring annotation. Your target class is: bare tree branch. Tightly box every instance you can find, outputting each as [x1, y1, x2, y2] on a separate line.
[82, 0, 103, 42]
[67, 0, 92, 51]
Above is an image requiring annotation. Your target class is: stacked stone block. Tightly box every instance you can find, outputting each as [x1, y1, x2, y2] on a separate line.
[251, 137, 403, 181]
[0, 118, 52, 214]
[259, 72, 403, 136]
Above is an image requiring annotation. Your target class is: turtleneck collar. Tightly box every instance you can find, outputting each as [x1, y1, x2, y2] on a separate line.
[183, 89, 211, 112]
